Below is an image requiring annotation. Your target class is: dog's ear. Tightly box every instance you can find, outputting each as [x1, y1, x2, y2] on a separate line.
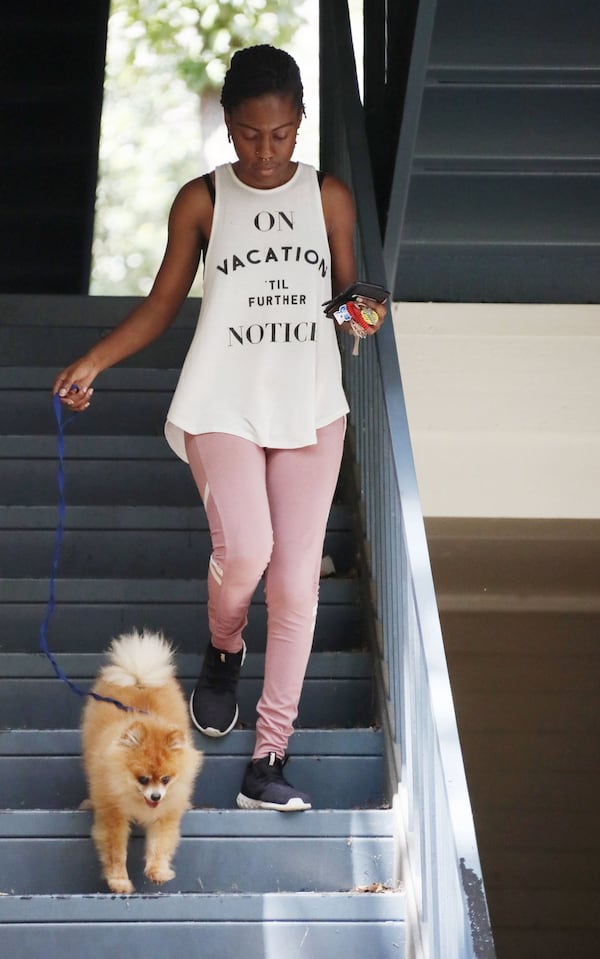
[166, 727, 185, 751]
[119, 721, 146, 748]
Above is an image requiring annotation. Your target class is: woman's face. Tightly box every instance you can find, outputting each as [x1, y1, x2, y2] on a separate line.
[226, 93, 302, 189]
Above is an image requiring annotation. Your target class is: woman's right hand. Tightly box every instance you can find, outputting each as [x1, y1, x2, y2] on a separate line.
[52, 357, 98, 412]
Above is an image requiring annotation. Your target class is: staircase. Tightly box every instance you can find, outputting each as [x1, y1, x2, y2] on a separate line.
[0, 295, 406, 956]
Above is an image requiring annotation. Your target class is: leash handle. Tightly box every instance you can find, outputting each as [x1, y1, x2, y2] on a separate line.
[38, 395, 136, 713]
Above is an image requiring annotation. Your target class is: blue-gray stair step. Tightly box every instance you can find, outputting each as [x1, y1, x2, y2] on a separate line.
[0, 384, 174, 436]
[0, 680, 372, 732]
[0, 728, 384, 810]
[0, 651, 370, 679]
[0, 919, 404, 959]
[0, 920, 404, 959]
[0, 577, 363, 654]
[0, 503, 351, 531]
[0, 651, 373, 730]
[0, 293, 199, 328]
[1, 525, 352, 578]
[0, 889, 404, 923]
[0, 575, 359, 604]
[0, 728, 383, 811]
[0, 754, 384, 811]
[0, 449, 197, 505]
[0, 596, 362, 653]
[0, 294, 197, 367]
[0, 808, 395, 896]
[1, 752, 383, 813]
[0, 727, 381, 757]
[0, 369, 198, 436]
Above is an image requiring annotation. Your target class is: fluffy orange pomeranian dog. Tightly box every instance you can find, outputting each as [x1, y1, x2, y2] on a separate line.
[81, 630, 203, 894]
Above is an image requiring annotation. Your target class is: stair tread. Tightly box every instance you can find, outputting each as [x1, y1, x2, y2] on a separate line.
[0, 576, 359, 603]
[0, 651, 370, 679]
[0, 754, 384, 812]
[0, 808, 393, 837]
[1, 435, 177, 457]
[0, 832, 395, 896]
[0, 366, 180, 389]
[0, 728, 382, 757]
[0, 503, 351, 530]
[0, 889, 404, 923]
[0, 293, 200, 328]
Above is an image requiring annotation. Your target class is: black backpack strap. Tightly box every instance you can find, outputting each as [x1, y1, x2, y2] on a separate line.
[202, 172, 216, 205]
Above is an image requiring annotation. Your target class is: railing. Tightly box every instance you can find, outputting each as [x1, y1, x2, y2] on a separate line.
[320, 3, 495, 958]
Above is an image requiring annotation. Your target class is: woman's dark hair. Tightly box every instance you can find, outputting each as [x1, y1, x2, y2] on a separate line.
[221, 45, 304, 114]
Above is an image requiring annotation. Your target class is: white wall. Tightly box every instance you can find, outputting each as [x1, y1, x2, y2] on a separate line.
[393, 303, 600, 519]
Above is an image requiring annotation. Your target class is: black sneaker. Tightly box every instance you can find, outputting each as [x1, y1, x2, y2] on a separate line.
[189, 640, 246, 737]
[236, 752, 312, 811]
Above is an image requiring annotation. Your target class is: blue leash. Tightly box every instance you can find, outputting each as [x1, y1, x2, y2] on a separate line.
[39, 394, 136, 713]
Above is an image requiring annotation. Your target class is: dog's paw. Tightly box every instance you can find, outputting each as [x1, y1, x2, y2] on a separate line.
[145, 863, 176, 885]
[79, 797, 93, 811]
[106, 875, 135, 895]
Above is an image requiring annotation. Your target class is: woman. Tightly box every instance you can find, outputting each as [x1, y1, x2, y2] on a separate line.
[54, 45, 386, 811]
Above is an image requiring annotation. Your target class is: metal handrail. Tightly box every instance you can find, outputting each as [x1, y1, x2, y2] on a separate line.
[320, 3, 495, 957]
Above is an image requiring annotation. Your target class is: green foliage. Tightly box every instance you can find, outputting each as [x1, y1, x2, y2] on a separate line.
[121, 0, 305, 95]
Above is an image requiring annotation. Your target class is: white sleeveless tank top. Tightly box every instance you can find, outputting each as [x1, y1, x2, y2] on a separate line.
[165, 162, 349, 461]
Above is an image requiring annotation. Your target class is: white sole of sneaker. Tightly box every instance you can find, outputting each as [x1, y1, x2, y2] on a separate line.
[235, 792, 312, 812]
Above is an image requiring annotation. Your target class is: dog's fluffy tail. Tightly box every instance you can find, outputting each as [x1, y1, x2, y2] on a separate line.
[100, 630, 176, 688]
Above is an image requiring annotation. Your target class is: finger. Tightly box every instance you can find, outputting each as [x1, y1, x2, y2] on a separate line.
[60, 386, 95, 409]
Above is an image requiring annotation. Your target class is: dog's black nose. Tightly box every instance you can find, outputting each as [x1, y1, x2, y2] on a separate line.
[150, 793, 162, 802]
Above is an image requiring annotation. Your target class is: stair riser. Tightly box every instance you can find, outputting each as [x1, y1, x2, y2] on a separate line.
[0, 755, 384, 811]
[0, 834, 394, 895]
[0, 529, 353, 578]
[0, 922, 405, 959]
[0, 328, 192, 367]
[0, 390, 172, 435]
[0, 603, 363, 652]
[0, 679, 373, 729]
[0, 461, 198, 506]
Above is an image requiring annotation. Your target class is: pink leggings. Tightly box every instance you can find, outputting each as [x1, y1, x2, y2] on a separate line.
[184, 417, 346, 760]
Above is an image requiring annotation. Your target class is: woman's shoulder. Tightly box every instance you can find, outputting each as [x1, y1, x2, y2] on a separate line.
[317, 170, 352, 197]
[170, 172, 219, 216]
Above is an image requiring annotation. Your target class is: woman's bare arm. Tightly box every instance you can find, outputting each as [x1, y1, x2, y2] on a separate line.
[53, 177, 213, 410]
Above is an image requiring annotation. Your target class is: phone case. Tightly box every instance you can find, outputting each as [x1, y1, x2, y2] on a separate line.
[322, 281, 390, 317]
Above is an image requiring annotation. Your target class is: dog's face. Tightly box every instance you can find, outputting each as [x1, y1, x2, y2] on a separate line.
[119, 721, 185, 809]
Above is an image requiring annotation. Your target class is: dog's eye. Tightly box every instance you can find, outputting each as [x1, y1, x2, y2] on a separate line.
[137, 776, 150, 785]
[161, 776, 171, 785]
